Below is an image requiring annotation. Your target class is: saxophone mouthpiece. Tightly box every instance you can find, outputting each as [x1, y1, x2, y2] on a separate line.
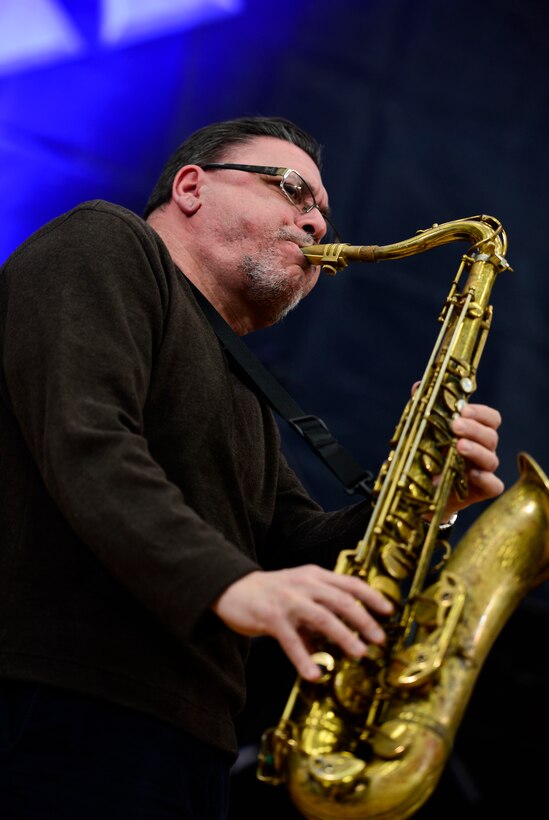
[301, 243, 378, 274]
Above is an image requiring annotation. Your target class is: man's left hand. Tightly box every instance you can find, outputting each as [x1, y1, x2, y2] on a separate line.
[447, 402, 503, 514]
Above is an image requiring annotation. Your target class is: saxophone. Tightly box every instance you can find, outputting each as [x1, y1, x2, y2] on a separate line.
[256, 216, 549, 819]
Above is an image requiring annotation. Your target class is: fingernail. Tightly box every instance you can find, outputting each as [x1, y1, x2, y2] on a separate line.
[306, 664, 322, 681]
[353, 639, 367, 656]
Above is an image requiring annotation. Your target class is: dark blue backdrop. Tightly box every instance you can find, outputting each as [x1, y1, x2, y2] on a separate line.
[1, 1, 548, 816]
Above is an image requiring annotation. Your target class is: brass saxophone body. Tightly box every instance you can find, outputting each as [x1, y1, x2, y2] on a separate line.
[257, 216, 549, 819]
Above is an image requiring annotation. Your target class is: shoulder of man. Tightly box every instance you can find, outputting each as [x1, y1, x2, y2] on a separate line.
[45, 199, 156, 244]
[3, 200, 160, 268]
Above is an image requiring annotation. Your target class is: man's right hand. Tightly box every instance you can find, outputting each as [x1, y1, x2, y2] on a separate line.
[211, 566, 393, 681]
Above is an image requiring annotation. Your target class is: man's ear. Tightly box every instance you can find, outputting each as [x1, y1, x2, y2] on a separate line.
[172, 165, 203, 215]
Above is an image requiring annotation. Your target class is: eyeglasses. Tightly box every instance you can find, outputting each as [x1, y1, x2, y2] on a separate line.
[200, 162, 340, 243]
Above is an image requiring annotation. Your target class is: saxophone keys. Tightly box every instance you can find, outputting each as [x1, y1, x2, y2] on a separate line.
[387, 642, 440, 688]
[334, 660, 376, 714]
[308, 751, 367, 796]
[381, 542, 414, 579]
[371, 720, 414, 759]
[309, 651, 336, 683]
[257, 724, 295, 784]
[413, 595, 439, 627]
[370, 573, 402, 606]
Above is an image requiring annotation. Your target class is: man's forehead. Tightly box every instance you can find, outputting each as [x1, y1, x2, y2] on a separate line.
[222, 136, 321, 179]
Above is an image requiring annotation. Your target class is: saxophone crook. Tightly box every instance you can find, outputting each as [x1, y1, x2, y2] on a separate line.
[301, 215, 511, 275]
[258, 216, 546, 820]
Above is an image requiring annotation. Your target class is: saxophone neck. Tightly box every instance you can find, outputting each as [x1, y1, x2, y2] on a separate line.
[302, 215, 511, 275]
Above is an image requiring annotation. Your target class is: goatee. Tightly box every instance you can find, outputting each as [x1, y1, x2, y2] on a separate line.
[240, 228, 314, 323]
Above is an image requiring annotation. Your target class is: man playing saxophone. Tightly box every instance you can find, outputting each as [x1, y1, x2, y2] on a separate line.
[0, 115, 502, 819]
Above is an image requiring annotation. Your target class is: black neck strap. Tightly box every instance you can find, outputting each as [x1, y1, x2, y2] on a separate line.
[189, 281, 374, 498]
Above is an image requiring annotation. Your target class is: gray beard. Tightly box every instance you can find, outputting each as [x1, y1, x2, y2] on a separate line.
[240, 229, 312, 323]
[242, 256, 302, 321]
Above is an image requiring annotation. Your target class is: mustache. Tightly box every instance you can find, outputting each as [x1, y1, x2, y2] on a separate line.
[276, 227, 315, 247]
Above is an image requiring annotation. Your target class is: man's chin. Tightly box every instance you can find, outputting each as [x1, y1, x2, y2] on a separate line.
[251, 286, 304, 328]
[286, 258, 319, 288]
[241, 256, 314, 324]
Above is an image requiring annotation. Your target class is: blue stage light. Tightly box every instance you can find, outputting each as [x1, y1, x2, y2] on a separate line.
[0, 0, 247, 262]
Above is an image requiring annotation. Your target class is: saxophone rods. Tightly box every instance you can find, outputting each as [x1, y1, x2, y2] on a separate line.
[257, 216, 549, 820]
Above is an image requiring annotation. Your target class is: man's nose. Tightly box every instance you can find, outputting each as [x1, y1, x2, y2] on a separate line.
[295, 207, 327, 243]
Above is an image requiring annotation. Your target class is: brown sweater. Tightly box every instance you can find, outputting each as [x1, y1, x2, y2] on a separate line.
[0, 201, 371, 757]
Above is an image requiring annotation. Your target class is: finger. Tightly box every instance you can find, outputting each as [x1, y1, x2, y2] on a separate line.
[468, 468, 505, 499]
[456, 437, 499, 473]
[330, 572, 394, 616]
[275, 624, 326, 681]
[274, 607, 369, 681]
[309, 572, 394, 642]
[278, 603, 374, 676]
[293, 565, 393, 617]
[309, 584, 388, 645]
[452, 416, 499, 452]
[459, 402, 502, 430]
[283, 567, 394, 647]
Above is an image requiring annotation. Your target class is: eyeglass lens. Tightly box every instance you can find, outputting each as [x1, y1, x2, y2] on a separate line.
[280, 170, 315, 212]
[281, 170, 339, 243]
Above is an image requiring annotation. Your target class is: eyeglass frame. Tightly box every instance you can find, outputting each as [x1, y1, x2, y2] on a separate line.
[200, 162, 339, 242]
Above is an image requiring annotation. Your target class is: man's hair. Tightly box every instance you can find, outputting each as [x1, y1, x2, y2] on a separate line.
[143, 115, 323, 218]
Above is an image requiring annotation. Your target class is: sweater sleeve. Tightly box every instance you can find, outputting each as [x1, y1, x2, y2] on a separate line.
[260, 449, 374, 570]
[1, 204, 260, 641]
